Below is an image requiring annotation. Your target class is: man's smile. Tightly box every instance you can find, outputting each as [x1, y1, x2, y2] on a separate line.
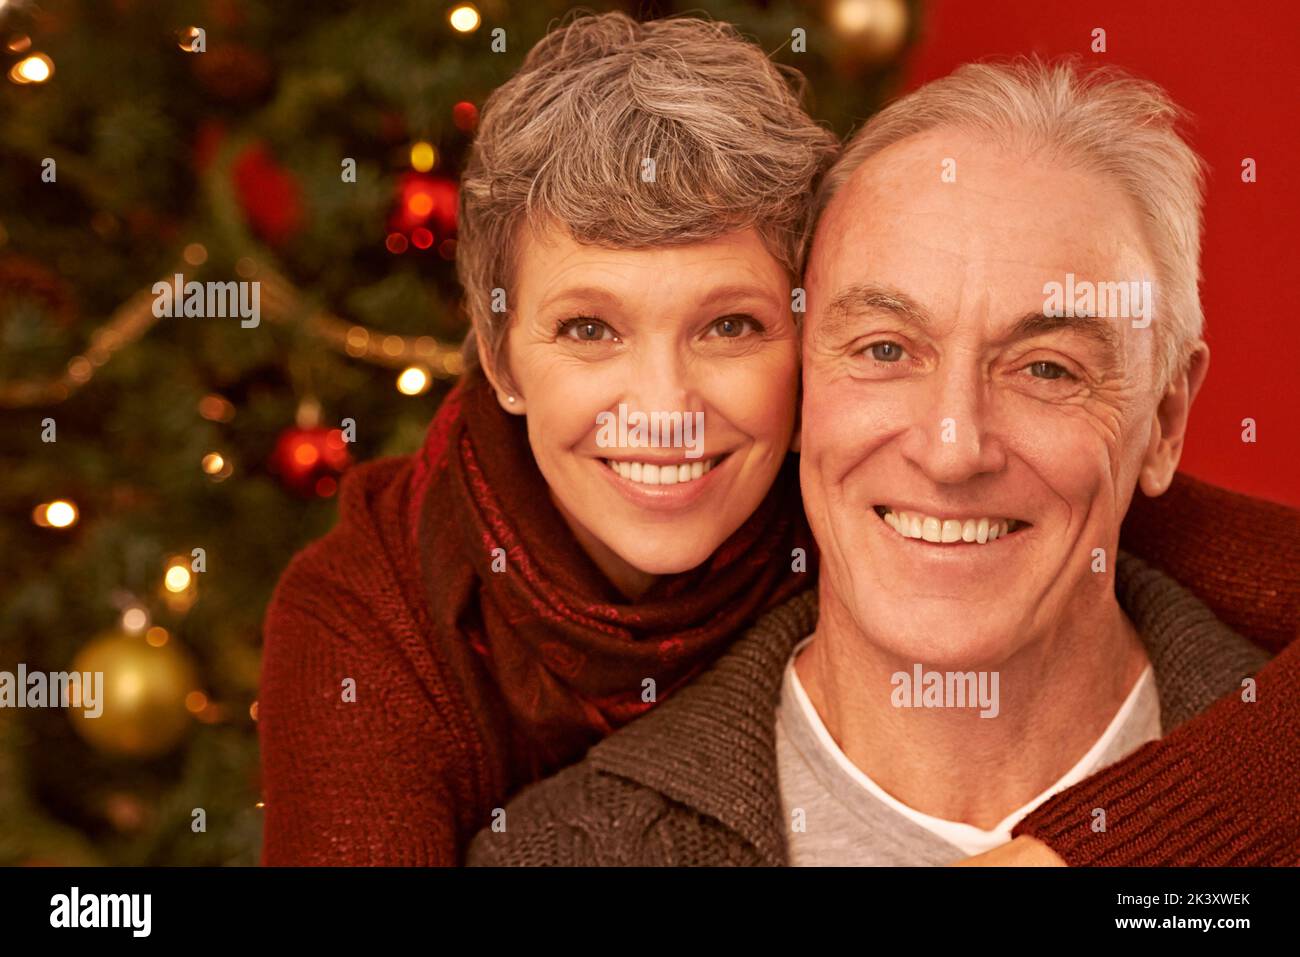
[872, 504, 1032, 545]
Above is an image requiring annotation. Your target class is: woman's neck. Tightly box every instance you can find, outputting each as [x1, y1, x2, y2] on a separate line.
[549, 488, 658, 600]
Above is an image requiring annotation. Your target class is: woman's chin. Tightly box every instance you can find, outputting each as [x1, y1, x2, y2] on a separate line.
[612, 539, 719, 578]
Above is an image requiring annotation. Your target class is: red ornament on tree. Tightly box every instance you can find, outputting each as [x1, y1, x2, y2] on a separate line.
[389, 172, 458, 241]
[231, 142, 305, 247]
[268, 426, 352, 498]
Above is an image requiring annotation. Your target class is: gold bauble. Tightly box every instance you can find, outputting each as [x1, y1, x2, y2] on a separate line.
[67, 630, 198, 759]
[828, 0, 910, 64]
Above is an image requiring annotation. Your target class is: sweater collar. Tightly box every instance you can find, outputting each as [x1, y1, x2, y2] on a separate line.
[587, 550, 1268, 865]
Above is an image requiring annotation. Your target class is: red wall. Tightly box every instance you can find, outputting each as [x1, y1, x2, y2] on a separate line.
[900, 0, 1299, 506]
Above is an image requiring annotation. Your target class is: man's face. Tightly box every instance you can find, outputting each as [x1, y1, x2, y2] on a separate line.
[801, 128, 1164, 667]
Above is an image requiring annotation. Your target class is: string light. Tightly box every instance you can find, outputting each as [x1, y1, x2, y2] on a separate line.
[406, 190, 434, 218]
[121, 607, 149, 634]
[396, 366, 431, 396]
[409, 141, 436, 172]
[8, 52, 53, 85]
[448, 4, 481, 33]
[33, 499, 79, 528]
[164, 563, 192, 594]
[198, 394, 236, 422]
[0, 262, 461, 408]
[177, 26, 203, 53]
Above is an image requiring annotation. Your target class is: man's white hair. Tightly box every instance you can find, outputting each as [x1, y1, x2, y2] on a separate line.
[813, 57, 1208, 392]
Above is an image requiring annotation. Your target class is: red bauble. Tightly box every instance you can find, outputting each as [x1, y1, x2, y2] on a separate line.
[231, 142, 305, 247]
[268, 426, 352, 497]
[452, 101, 479, 133]
[389, 172, 458, 240]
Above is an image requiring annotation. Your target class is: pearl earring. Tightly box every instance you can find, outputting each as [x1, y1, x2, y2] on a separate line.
[506, 395, 516, 404]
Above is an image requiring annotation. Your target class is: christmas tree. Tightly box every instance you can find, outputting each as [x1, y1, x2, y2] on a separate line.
[0, 0, 915, 865]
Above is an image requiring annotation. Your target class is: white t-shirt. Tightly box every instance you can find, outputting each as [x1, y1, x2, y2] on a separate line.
[776, 638, 1161, 865]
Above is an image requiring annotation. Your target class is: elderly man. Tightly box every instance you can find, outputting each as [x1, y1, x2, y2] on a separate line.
[467, 60, 1270, 866]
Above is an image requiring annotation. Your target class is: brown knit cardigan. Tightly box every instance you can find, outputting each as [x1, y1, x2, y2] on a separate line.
[467, 553, 1290, 866]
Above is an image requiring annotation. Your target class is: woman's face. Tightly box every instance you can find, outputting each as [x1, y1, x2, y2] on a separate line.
[498, 224, 799, 598]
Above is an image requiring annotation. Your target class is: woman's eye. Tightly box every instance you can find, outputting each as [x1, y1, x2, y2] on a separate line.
[708, 316, 759, 338]
[1027, 360, 1072, 380]
[865, 341, 906, 362]
[558, 318, 615, 343]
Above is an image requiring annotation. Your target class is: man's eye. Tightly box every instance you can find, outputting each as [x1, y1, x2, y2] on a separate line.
[865, 341, 906, 362]
[1027, 360, 1072, 380]
[708, 316, 759, 338]
[558, 318, 615, 343]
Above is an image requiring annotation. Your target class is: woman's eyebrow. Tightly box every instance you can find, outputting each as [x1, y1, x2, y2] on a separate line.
[695, 283, 783, 310]
[536, 286, 623, 312]
[539, 283, 780, 314]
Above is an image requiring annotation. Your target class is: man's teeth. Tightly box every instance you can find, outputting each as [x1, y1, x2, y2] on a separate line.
[604, 457, 716, 486]
[879, 507, 1022, 544]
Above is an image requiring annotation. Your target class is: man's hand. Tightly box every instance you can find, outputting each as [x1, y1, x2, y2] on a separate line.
[951, 836, 1068, 867]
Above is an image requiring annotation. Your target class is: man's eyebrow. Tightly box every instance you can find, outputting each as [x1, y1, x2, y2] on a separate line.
[1005, 311, 1123, 370]
[818, 282, 932, 341]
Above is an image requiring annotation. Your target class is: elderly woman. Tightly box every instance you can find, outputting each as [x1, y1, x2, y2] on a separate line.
[261, 16, 1296, 866]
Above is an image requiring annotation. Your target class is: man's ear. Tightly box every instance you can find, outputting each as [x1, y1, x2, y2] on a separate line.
[476, 330, 526, 415]
[1138, 341, 1209, 497]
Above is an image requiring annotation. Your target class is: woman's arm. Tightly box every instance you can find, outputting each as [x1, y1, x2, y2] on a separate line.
[259, 570, 465, 866]
[1010, 641, 1299, 865]
[995, 475, 1300, 866]
[1120, 472, 1298, 655]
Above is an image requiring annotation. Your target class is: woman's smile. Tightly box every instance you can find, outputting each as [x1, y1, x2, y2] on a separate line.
[594, 450, 733, 511]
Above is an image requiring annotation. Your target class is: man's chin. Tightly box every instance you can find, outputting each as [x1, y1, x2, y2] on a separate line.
[843, 595, 1034, 670]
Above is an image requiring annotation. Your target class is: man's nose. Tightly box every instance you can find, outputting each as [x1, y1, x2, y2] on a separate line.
[899, 361, 1006, 484]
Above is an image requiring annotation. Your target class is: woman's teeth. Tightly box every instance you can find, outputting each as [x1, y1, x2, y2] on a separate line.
[876, 506, 1023, 544]
[604, 457, 717, 486]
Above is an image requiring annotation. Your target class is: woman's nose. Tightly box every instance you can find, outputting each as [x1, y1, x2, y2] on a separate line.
[626, 341, 693, 413]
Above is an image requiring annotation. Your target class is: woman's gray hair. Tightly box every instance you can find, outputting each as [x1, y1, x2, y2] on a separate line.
[456, 11, 839, 388]
[814, 57, 1207, 392]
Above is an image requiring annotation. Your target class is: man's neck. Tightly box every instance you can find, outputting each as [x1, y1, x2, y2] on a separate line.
[795, 589, 1150, 830]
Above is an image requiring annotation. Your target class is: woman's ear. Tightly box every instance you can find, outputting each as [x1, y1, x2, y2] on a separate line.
[1138, 341, 1209, 497]
[476, 330, 526, 415]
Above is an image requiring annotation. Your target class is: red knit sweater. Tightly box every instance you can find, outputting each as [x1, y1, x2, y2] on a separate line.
[260, 423, 1298, 865]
